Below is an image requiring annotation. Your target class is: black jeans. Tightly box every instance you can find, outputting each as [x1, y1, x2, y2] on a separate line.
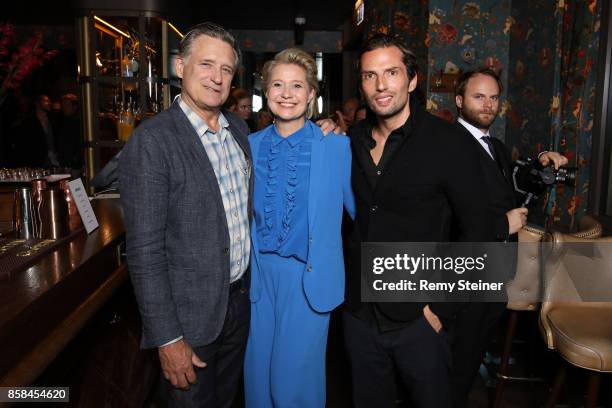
[343, 310, 451, 408]
[160, 282, 250, 408]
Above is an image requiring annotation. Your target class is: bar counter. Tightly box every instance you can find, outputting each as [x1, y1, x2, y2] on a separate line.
[0, 198, 127, 387]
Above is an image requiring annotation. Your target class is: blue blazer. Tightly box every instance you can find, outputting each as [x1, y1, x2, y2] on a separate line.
[249, 123, 355, 313]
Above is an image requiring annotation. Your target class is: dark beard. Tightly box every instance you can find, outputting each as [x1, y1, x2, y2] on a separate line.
[459, 107, 497, 131]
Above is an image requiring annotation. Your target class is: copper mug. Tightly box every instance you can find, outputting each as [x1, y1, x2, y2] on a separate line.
[34, 187, 70, 239]
[13, 187, 35, 239]
[59, 179, 83, 232]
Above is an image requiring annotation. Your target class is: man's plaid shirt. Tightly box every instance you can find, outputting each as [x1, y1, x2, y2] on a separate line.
[179, 97, 250, 283]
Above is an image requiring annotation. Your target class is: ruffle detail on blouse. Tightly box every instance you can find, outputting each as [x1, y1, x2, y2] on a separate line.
[278, 146, 298, 245]
[261, 142, 280, 247]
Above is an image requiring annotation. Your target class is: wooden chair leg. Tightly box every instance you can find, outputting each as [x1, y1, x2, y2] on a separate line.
[584, 372, 601, 408]
[493, 311, 518, 408]
[545, 364, 567, 408]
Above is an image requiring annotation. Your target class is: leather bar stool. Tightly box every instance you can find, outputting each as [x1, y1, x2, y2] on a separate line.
[494, 215, 602, 407]
[539, 230, 612, 408]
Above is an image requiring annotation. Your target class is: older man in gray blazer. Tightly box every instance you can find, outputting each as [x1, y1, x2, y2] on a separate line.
[120, 23, 252, 408]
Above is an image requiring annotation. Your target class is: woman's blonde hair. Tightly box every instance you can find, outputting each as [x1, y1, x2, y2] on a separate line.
[262, 48, 319, 119]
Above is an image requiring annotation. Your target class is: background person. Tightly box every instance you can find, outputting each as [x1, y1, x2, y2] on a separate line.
[450, 67, 568, 407]
[54, 93, 82, 170]
[230, 88, 256, 131]
[14, 94, 59, 167]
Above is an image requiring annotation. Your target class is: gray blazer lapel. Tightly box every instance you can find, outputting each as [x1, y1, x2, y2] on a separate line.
[225, 111, 254, 218]
[169, 103, 227, 215]
[226, 115, 251, 160]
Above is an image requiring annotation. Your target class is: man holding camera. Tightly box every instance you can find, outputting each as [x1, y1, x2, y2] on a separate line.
[451, 67, 568, 407]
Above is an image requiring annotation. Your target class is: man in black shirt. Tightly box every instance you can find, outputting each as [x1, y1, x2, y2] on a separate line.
[343, 34, 490, 407]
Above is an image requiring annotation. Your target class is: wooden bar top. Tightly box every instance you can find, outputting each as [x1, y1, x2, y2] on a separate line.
[0, 198, 127, 387]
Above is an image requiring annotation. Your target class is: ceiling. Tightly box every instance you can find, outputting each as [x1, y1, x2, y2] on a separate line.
[184, 0, 355, 31]
[4, 0, 355, 32]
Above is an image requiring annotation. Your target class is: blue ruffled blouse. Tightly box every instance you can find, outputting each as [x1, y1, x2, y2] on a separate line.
[253, 121, 314, 262]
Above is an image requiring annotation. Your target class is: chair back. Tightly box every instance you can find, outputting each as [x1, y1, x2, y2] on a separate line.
[539, 231, 612, 349]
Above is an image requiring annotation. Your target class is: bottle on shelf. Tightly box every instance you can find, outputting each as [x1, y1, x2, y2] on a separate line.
[117, 99, 135, 141]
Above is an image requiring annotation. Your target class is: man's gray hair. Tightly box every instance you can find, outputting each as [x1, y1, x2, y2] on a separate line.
[179, 22, 241, 69]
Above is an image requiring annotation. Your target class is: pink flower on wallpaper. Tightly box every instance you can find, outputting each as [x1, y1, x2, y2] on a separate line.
[484, 56, 503, 73]
[373, 25, 390, 35]
[564, 150, 575, 162]
[536, 143, 543, 153]
[436, 24, 458, 45]
[393, 11, 411, 32]
[434, 108, 454, 123]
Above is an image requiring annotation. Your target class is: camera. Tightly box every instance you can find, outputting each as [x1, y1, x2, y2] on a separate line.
[512, 157, 577, 207]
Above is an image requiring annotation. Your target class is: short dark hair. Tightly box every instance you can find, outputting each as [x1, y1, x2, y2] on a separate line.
[455, 67, 503, 98]
[179, 22, 241, 69]
[358, 33, 419, 80]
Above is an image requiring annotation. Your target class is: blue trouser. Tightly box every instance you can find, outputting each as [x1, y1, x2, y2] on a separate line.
[244, 253, 330, 408]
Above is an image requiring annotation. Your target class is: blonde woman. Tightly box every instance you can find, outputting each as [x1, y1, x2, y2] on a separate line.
[244, 48, 355, 407]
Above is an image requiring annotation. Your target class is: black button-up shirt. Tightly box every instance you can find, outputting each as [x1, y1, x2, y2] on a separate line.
[353, 113, 415, 191]
[350, 114, 419, 332]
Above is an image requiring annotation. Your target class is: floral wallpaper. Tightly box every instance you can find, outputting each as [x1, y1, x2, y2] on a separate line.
[504, 0, 558, 226]
[547, 0, 602, 229]
[506, 0, 602, 229]
[364, 0, 429, 76]
[426, 0, 511, 141]
[361, 0, 603, 230]
[505, 0, 557, 160]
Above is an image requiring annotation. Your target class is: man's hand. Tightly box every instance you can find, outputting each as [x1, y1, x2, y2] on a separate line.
[506, 207, 528, 235]
[423, 305, 442, 333]
[316, 118, 342, 135]
[158, 339, 207, 389]
[335, 110, 349, 133]
[539, 151, 568, 170]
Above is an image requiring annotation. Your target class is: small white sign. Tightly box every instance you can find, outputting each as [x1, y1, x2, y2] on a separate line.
[68, 178, 99, 234]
